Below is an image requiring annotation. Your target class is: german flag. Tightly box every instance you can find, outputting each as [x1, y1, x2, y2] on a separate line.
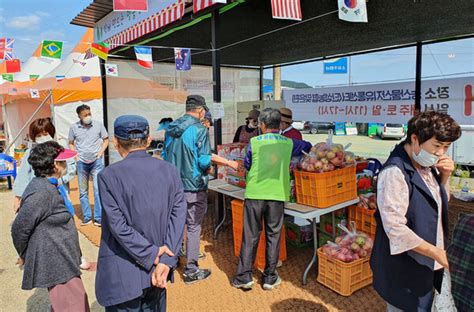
[91, 42, 109, 61]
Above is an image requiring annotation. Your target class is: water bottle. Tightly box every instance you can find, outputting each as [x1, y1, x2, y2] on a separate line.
[461, 182, 469, 193]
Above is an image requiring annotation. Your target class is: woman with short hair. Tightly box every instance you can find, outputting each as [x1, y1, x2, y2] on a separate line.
[371, 111, 462, 311]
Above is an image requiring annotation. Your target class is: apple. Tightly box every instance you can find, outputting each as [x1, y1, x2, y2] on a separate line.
[326, 151, 336, 160]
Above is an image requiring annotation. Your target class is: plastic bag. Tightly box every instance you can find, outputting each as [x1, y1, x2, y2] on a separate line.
[336, 222, 373, 259]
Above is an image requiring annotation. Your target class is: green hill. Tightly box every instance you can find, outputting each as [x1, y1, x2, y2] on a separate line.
[263, 79, 311, 89]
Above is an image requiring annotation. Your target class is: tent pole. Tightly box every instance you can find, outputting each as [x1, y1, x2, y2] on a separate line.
[1, 96, 9, 154]
[415, 42, 422, 114]
[49, 89, 55, 128]
[5, 91, 53, 152]
[259, 66, 263, 101]
[99, 58, 110, 166]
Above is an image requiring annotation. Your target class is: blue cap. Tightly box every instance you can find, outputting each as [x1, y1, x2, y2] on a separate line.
[114, 115, 150, 140]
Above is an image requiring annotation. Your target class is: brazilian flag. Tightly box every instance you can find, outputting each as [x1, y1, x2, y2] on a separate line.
[41, 40, 63, 59]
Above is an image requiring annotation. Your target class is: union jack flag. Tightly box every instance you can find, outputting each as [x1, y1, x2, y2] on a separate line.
[0, 38, 14, 60]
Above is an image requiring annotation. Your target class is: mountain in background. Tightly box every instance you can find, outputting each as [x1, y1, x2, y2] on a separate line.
[263, 79, 311, 89]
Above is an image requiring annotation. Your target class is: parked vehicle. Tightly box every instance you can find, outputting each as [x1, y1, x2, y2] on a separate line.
[377, 123, 405, 140]
[292, 121, 306, 131]
[303, 121, 335, 134]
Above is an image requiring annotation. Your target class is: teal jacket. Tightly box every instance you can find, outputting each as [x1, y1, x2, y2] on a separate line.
[163, 114, 211, 192]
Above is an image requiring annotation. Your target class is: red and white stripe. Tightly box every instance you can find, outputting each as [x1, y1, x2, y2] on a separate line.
[106, 0, 185, 49]
[271, 0, 302, 21]
[193, 0, 226, 14]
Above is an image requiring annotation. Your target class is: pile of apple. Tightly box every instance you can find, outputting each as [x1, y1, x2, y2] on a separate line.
[299, 142, 355, 173]
[322, 223, 373, 263]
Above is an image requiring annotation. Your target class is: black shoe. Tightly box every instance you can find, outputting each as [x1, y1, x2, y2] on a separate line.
[263, 276, 282, 291]
[183, 269, 211, 285]
[231, 279, 254, 290]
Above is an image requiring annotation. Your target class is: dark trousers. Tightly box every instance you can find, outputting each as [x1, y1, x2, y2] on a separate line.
[234, 199, 284, 285]
[105, 287, 166, 312]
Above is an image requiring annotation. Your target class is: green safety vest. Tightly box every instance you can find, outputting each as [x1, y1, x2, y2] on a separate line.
[245, 132, 293, 201]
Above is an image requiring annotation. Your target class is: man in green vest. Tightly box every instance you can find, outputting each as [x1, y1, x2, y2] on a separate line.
[232, 108, 312, 291]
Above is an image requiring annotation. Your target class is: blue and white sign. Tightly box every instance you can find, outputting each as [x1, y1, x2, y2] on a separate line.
[323, 58, 348, 74]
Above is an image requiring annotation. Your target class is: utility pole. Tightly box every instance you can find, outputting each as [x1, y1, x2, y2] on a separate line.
[273, 66, 281, 100]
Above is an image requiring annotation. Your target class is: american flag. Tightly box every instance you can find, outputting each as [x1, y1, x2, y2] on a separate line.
[271, 0, 302, 21]
[193, 0, 226, 13]
[83, 49, 96, 60]
[0, 38, 14, 60]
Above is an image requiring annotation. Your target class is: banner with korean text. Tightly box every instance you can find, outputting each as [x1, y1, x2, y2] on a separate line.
[283, 77, 474, 125]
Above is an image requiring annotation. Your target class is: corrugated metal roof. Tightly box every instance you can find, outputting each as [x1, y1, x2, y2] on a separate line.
[70, 0, 113, 28]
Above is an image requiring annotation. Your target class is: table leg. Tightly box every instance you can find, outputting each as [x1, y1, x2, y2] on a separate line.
[213, 194, 226, 239]
[302, 218, 318, 285]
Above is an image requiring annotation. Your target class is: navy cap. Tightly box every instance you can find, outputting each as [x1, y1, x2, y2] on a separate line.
[186, 95, 209, 112]
[114, 115, 150, 140]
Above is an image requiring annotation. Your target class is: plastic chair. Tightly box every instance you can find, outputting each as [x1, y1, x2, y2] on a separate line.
[0, 153, 17, 189]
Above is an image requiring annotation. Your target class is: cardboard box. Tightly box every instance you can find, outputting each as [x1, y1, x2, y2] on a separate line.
[217, 143, 248, 187]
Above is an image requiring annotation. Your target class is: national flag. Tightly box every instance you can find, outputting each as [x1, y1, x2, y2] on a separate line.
[91, 42, 109, 61]
[134, 46, 153, 69]
[8, 87, 18, 95]
[0, 38, 14, 60]
[29, 74, 40, 81]
[193, 0, 226, 13]
[83, 49, 96, 60]
[113, 0, 148, 11]
[56, 75, 65, 82]
[41, 40, 64, 59]
[73, 59, 87, 67]
[81, 76, 92, 83]
[5, 59, 21, 73]
[105, 63, 119, 77]
[271, 0, 302, 21]
[338, 0, 368, 23]
[2, 74, 13, 82]
[30, 89, 40, 99]
[175, 48, 191, 71]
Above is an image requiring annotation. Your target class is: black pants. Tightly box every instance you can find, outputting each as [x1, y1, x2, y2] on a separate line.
[105, 287, 166, 312]
[234, 199, 284, 285]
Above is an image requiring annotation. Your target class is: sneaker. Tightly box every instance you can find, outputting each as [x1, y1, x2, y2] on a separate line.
[81, 220, 92, 226]
[263, 276, 282, 291]
[231, 280, 254, 290]
[183, 269, 211, 285]
[93, 221, 101, 227]
[80, 256, 91, 270]
[276, 260, 283, 268]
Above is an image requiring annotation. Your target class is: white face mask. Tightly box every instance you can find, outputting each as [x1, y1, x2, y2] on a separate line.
[82, 116, 92, 125]
[412, 145, 439, 167]
[35, 135, 53, 144]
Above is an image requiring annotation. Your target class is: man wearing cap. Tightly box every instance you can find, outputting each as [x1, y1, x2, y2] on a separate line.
[233, 109, 260, 143]
[279, 107, 302, 140]
[163, 95, 214, 285]
[96, 115, 187, 311]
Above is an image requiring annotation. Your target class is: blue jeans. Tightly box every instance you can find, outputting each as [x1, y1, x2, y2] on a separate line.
[77, 158, 104, 222]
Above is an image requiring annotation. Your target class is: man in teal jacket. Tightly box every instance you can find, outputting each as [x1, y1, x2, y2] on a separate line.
[163, 95, 212, 285]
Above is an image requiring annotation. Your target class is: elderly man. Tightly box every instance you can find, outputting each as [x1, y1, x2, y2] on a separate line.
[232, 108, 311, 291]
[96, 115, 187, 311]
[279, 107, 302, 140]
[69, 104, 108, 226]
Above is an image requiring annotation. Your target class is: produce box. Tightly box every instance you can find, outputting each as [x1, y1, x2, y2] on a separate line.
[356, 170, 374, 194]
[317, 247, 373, 296]
[318, 231, 334, 248]
[231, 200, 286, 270]
[217, 143, 248, 187]
[319, 210, 347, 237]
[285, 220, 313, 248]
[294, 166, 357, 208]
[348, 202, 377, 240]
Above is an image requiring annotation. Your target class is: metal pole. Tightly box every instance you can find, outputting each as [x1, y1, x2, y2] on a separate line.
[99, 58, 110, 166]
[49, 89, 55, 131]
[415, 42, 422, 114]
[5, 91, 53, 152]
[348, 56, 352, 86]
[259, 66, 263, 101]
[1, 96, 9, 153]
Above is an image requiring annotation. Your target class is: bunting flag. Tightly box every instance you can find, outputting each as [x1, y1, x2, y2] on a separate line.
[134, 46, 153, 69]
[81, 76, 92, 83]
[271, 0, 302, 21]
[0, 38, 14, 60]
[113, 0, 148, 11]
[2, 74, 14, 82]
[29, 74, 40, 81]
[56, 75, 65, 82]
[73, 59, 87, 67]
[338, 0, 368, 23]
[84, 49, 96, 60]
[41, 40, 64, 59]
[5, 59, 21, 73]
[30, 89, 40, 99]
[91, 42, 109, 61]
[193, 0, 226, 13]
[175, 48, 191, 71]
[105, 63, 119, 76]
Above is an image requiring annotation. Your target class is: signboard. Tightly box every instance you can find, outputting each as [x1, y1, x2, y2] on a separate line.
[283, 77, 474, 125]
[95, 0, 178, 42]
[213, 102, 225, 119]
[324, 58, 348, 74]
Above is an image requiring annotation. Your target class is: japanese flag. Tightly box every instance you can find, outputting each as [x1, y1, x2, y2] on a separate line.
[338, 0, 368, 23]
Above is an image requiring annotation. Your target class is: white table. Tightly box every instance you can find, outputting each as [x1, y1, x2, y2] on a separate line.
[208, 179, 359, 285]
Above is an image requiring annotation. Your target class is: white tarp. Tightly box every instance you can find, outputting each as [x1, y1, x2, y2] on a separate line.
[283, 77, 474, 125]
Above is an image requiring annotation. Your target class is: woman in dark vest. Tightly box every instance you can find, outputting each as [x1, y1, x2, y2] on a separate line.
[370, 111, 461, 312]
[233, 109, 260, 143]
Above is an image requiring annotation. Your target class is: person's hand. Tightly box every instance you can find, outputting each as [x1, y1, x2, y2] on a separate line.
[96, 152, 103, 159]
[227, 160, 240, 171]
[207, 166, 215, 176]
[152, 263, 171, 288]
[16, 258, 24, 267]
[435, 249, 449, 269]
[435, 155, 455, 178]
[13, 197, 21, 213]
[154, 246, 174, 265]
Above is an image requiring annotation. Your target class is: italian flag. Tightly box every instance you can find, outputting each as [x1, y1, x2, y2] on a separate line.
[91, 42, 109, 61]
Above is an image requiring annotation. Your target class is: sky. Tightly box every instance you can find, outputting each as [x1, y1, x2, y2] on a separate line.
[0, 0, 91, 62]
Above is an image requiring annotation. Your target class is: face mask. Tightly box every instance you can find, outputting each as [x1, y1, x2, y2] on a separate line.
[412, 146, 439, 167]
[82, 116, 92, 125]
[248, 121, 258, 129]
[35, 135, 53, 144]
